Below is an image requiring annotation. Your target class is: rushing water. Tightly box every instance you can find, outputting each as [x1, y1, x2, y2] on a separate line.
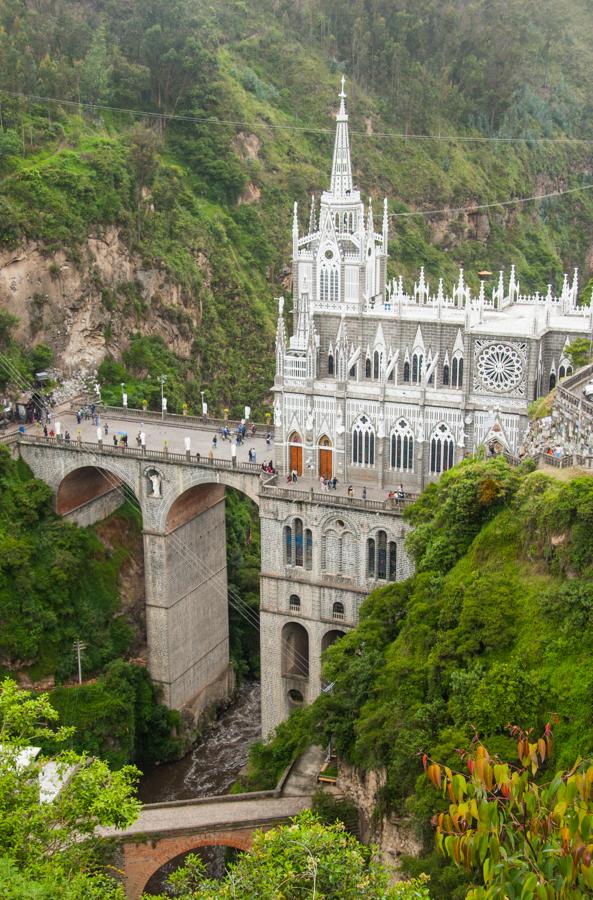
[139, 680, 262, 803]
[139, 681, 261, 893]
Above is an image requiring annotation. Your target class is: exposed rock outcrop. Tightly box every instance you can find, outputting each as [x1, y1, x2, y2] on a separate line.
[0, 227, 203, 372]
[337, 762, 422, 880]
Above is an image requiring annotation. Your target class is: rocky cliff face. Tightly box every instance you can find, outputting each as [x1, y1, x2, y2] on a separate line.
[337, 762, 422, 879]
[0, 227, 200, 372]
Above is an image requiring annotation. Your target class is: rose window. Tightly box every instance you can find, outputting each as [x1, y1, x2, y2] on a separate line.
[477, 343, 523, 392]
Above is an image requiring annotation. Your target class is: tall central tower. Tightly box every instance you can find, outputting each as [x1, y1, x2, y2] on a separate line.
[290, 80, 388, 314]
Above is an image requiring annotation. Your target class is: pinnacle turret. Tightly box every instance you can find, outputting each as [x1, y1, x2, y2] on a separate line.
[329, 76, 353, 198]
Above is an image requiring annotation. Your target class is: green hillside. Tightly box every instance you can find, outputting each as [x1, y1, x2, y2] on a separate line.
[1, 0, 593, 412]
[244, 458, 593, 896]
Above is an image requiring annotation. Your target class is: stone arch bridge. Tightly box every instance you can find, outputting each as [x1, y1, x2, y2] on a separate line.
[5, 423, 410, 734]
[16, 436, 263, 718]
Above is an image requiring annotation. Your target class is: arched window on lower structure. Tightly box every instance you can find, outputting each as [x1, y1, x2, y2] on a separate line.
[403, 361, 410, 383]
[365, 357, 372, 378]
[285, 518, 309, 566]
[367, 531, 397, 580]
[443, 363, 450, 386]
[332, 601, 345, 620]
[328, 353, 334, 376]
[289, 594, 301, 612]
[305, 529, 313, 570]
[430, 423, 455, 474]
[391, 419, 414, 471]
[352, 415, 375, 467]
[281, 622, 309, 678]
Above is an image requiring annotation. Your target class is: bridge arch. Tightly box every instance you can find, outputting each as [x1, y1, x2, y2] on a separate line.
[124, 830, 253, 899]
[56, 464, 129, 519]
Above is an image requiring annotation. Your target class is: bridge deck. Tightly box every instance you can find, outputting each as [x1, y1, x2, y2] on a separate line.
[101, 794, 312, 839]
[6, 411, 416, 510]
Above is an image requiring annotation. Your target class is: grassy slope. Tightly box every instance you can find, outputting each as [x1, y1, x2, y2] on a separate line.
[242, 460, 593, 895]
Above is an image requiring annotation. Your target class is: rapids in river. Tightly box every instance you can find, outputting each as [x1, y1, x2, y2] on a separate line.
[138, 680, 262, 892]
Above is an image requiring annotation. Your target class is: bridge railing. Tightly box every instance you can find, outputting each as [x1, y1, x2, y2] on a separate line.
[81, 403, 272, 434]
[11, 433, 267, 476]
[259, 481, 417, 513]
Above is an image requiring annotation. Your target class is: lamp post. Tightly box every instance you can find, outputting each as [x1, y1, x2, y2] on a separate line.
[159, 375, 167, 421]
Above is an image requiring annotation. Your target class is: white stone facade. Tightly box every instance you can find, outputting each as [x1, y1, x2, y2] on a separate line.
[261, 81, 593, 735]
[273, 83, 593, 496]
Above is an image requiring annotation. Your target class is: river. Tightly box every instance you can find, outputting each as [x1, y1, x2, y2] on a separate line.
[139, 680, 261, 891]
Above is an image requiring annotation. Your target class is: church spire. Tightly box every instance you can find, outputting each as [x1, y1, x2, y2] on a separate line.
[330, 76, 353, 198]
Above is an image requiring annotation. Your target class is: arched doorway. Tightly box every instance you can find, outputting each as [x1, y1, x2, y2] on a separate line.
[288, 432, 303, 476]
[318, 435, 333, 480]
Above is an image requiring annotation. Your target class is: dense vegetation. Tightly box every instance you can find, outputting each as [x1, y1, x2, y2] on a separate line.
[244, 458, 593, 897]
[2, 1, 593, 412]
[0, 678, 138, 898]
[0, 444, 181, 766]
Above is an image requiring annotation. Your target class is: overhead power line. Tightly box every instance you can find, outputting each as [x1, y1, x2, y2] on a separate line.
[389, 183, 593, 219]
[2, 88, 593, 146]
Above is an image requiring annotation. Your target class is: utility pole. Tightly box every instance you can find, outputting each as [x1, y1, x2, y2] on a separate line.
[73, 639, 87, 685]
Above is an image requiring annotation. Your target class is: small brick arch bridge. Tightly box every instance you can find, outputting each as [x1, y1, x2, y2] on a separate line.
[102, 792, 312, 899]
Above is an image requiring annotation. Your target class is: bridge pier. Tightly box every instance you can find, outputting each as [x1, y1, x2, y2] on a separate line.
[144, 483, 233, 716]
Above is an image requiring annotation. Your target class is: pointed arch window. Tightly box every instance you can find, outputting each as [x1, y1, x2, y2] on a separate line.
[368, 531, 397, 580]
[349, 363, 357, 379]
[403, 360, 410, 383]
[442, 363, 450, 386]
[365, 357, 372, 379]
[558, 363, 573, 380]
[452, 355, 464, 389]
[549, 372, 556, 391]
[352, 415, 375, 466]
[430, 423, 455, 474]
[390, 419, 414, 471]
[373, 350, 380, 379]
[412, 352, 423, 383]
[332, 601, 345, 620]
[328, 353, 334, 376]
[294, 517, 303, 567]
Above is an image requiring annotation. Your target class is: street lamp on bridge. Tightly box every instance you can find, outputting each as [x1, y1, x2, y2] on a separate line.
[159, 375, 167, 421]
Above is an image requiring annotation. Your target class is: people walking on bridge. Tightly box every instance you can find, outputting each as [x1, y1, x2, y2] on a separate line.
[196, 451, 201, 462]
[331, 476, 338, 490]
[362, 486, 367, 500]
[136, 432, 142, 447]
[113, 434, 118, 447]
[65, 430, 71, 444]
[251, 448, 256, 463]
[347, 485, 353, 499]
[231, 440, 237, 467]
[76, 411, 81, 425]
[104, 422, 109, 436]
[319, 475, 326, 491]
[291, 469, 297, 482]
[208, 447, 214, 462]
[266, 431, 272, 446]
[163, 439, 168, 454]
[212, 435, 218, 449]
[43, 424, 48, 438]
[77, 429, 82, 445]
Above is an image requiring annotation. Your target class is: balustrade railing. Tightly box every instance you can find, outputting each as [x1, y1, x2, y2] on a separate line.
[88, 404, 271, 433]
[10, 433, 266, 475]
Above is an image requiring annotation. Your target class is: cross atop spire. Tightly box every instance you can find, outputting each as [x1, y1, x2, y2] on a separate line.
[330, 77, 353, 198]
